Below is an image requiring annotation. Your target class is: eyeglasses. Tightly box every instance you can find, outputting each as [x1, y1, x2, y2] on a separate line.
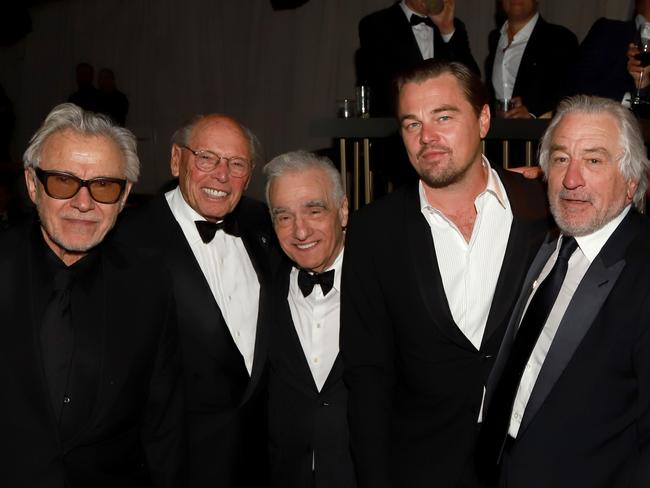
[34, 167, 127, 204]
[181, 145, 251, 177]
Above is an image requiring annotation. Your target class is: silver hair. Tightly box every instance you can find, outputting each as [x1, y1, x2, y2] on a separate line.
[170, 114, 262, 168]
[538, 95, 650, 210]
[263, 150, 345, 208]
[23, 103, 140, 182]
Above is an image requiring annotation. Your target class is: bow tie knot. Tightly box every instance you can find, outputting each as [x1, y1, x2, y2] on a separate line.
[298, 269, 335, 297]
[410, 14, 435, 28]
[195, 218, 240, 243]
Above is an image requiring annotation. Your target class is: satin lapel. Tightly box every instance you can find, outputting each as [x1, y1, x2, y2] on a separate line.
[404, 187, 472, 348]
[512, 17, 544, 97]
[484, 235, 557, 410]
[320, 354, 344, 393]
[391, 4, 424, 64]
[239, 216, 275, 405]
[274, 264, 320, 395]
[518, 214, 642, 435]
[482, 171, 550, 346]
[157, 201, 226, 360]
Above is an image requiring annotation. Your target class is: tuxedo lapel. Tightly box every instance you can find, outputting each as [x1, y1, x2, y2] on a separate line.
[482, 170, 550, 346]
[390, 4, 424, 64]
[403, 187, 473, 348]
[274, 263, 320, 394]
[484, 235, 557, 411]
[518, 213, 640, 435]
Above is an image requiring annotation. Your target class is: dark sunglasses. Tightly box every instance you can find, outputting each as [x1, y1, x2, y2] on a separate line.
[34, 167, 127, 204]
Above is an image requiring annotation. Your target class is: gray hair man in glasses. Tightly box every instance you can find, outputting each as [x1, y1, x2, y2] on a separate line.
[116, 113, 279, 487]
[0, 103, 184, 486]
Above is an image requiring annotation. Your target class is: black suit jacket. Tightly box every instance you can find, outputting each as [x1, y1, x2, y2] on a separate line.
[357, 2, 480, 116]
[267, 259, 356, 488]
[115, 194, 279, 488]
[485, 16, 578, 117]
[480, 211, 650, 488]
[569, 17, 636, 102]
[340, 168, 551, 488]
[0, 217, 184, 488]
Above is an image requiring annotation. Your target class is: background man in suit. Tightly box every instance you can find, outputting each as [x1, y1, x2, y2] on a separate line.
[0, 103, 184, 486]
[115, 114, 278, 487]
[263, 150, 355, 488]
[485, 0, 578, 119]
[358, 0, 479, 116]
[340, 59, 550, 488]
[478, 95, 650, 488]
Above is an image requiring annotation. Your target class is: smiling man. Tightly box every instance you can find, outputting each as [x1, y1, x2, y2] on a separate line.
[116, 114, 279, 488]
[478, 95, 650, 488]
[0, 103, 184, 487]
[263, 151, 354, 488]
[340, 59, 550, 488]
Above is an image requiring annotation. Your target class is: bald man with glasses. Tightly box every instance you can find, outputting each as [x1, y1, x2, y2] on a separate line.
[115, 114, 280, 488]
[0, 103, 184, 487]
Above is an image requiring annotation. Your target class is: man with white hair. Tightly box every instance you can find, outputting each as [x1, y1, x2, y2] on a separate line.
[478, 95, 650, 488]
[264, 151, 355, 488]
[0, 103, 184, 487]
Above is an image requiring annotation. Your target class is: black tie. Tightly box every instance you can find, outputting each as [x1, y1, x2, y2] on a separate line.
[40, 267, 74, 423]
[298, 269, 335, 297]
[479, 236, 578, 464]
[410, 14, 435, 28]
[195, 217, 240, 243]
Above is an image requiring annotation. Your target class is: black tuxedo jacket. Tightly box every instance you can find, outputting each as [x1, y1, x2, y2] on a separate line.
[357, 2, 479, 116]
[340, 168, 551, 488]
[115, 194, 279, 488]
[0, 217, 184, 487]
[267, 259, 356, 488]
[480, 211, 650, 488]
[570, 18, 636, 102]
[485, 16, 578, 117]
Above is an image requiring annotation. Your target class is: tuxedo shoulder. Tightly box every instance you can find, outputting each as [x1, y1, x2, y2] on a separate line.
[537, 17, 578, 43]
[495, 168, 550, 220]
[348, 185, 413, 231]
[360, 3, 400, 28]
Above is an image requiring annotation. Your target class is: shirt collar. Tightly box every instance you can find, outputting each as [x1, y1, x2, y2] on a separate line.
[501, 11, 539, 45]
[166, 186, 224, 244]
[568, 205, 631, 262]
[418, 156, 508, 213]
[401, 0, 430, 26]
[636, 14, 648, 31]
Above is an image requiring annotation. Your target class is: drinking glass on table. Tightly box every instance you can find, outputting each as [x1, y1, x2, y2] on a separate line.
[633, 22, 650, 106]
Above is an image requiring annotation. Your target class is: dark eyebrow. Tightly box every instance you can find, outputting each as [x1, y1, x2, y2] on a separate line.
[305, 200, 327, 209]
[271, 207, 289, 216]
[399, 105, 460, 124]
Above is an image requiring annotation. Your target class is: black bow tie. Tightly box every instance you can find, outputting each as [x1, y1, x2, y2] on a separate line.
[410, 14, 435, 28]
[297, 269, 335, 297]
[195, 217, 240, 243]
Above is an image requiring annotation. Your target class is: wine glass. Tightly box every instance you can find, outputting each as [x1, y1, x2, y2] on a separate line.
[633, 22, 650, 106]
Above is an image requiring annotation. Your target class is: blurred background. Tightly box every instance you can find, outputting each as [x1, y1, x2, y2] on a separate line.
[0, 0, 633, 199]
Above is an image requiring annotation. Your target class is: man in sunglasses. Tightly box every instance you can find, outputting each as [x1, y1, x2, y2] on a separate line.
[0, 103, 184, 486]
[115, 114, 279, 488]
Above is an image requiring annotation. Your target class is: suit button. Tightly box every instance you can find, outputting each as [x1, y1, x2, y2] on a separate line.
[482, 354, 494, 360]
[63, 396, 71, 404]
[321, 401, 330, 407]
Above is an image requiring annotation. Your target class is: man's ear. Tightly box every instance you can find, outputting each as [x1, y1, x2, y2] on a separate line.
[24, 167, 38, 205]
[170, 144, 182, 178]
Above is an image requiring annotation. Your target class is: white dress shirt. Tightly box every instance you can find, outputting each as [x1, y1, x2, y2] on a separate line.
[400, 1, 454, 61]
[508, 206, 631, 437]
[419, 158, 513, 349]
[166, 187, 260, 375]
[288, 250, 343, 392]
[492, 12, 539, 103]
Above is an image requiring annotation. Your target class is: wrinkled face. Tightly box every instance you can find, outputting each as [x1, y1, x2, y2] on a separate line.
[502, 0, 538, 22]
[25, 129, 131, 265]
[171, 116, 251, 222]
[546, 112, 637, 237]
[269, 168, 348, 273]
[398, 74, 490, 190]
